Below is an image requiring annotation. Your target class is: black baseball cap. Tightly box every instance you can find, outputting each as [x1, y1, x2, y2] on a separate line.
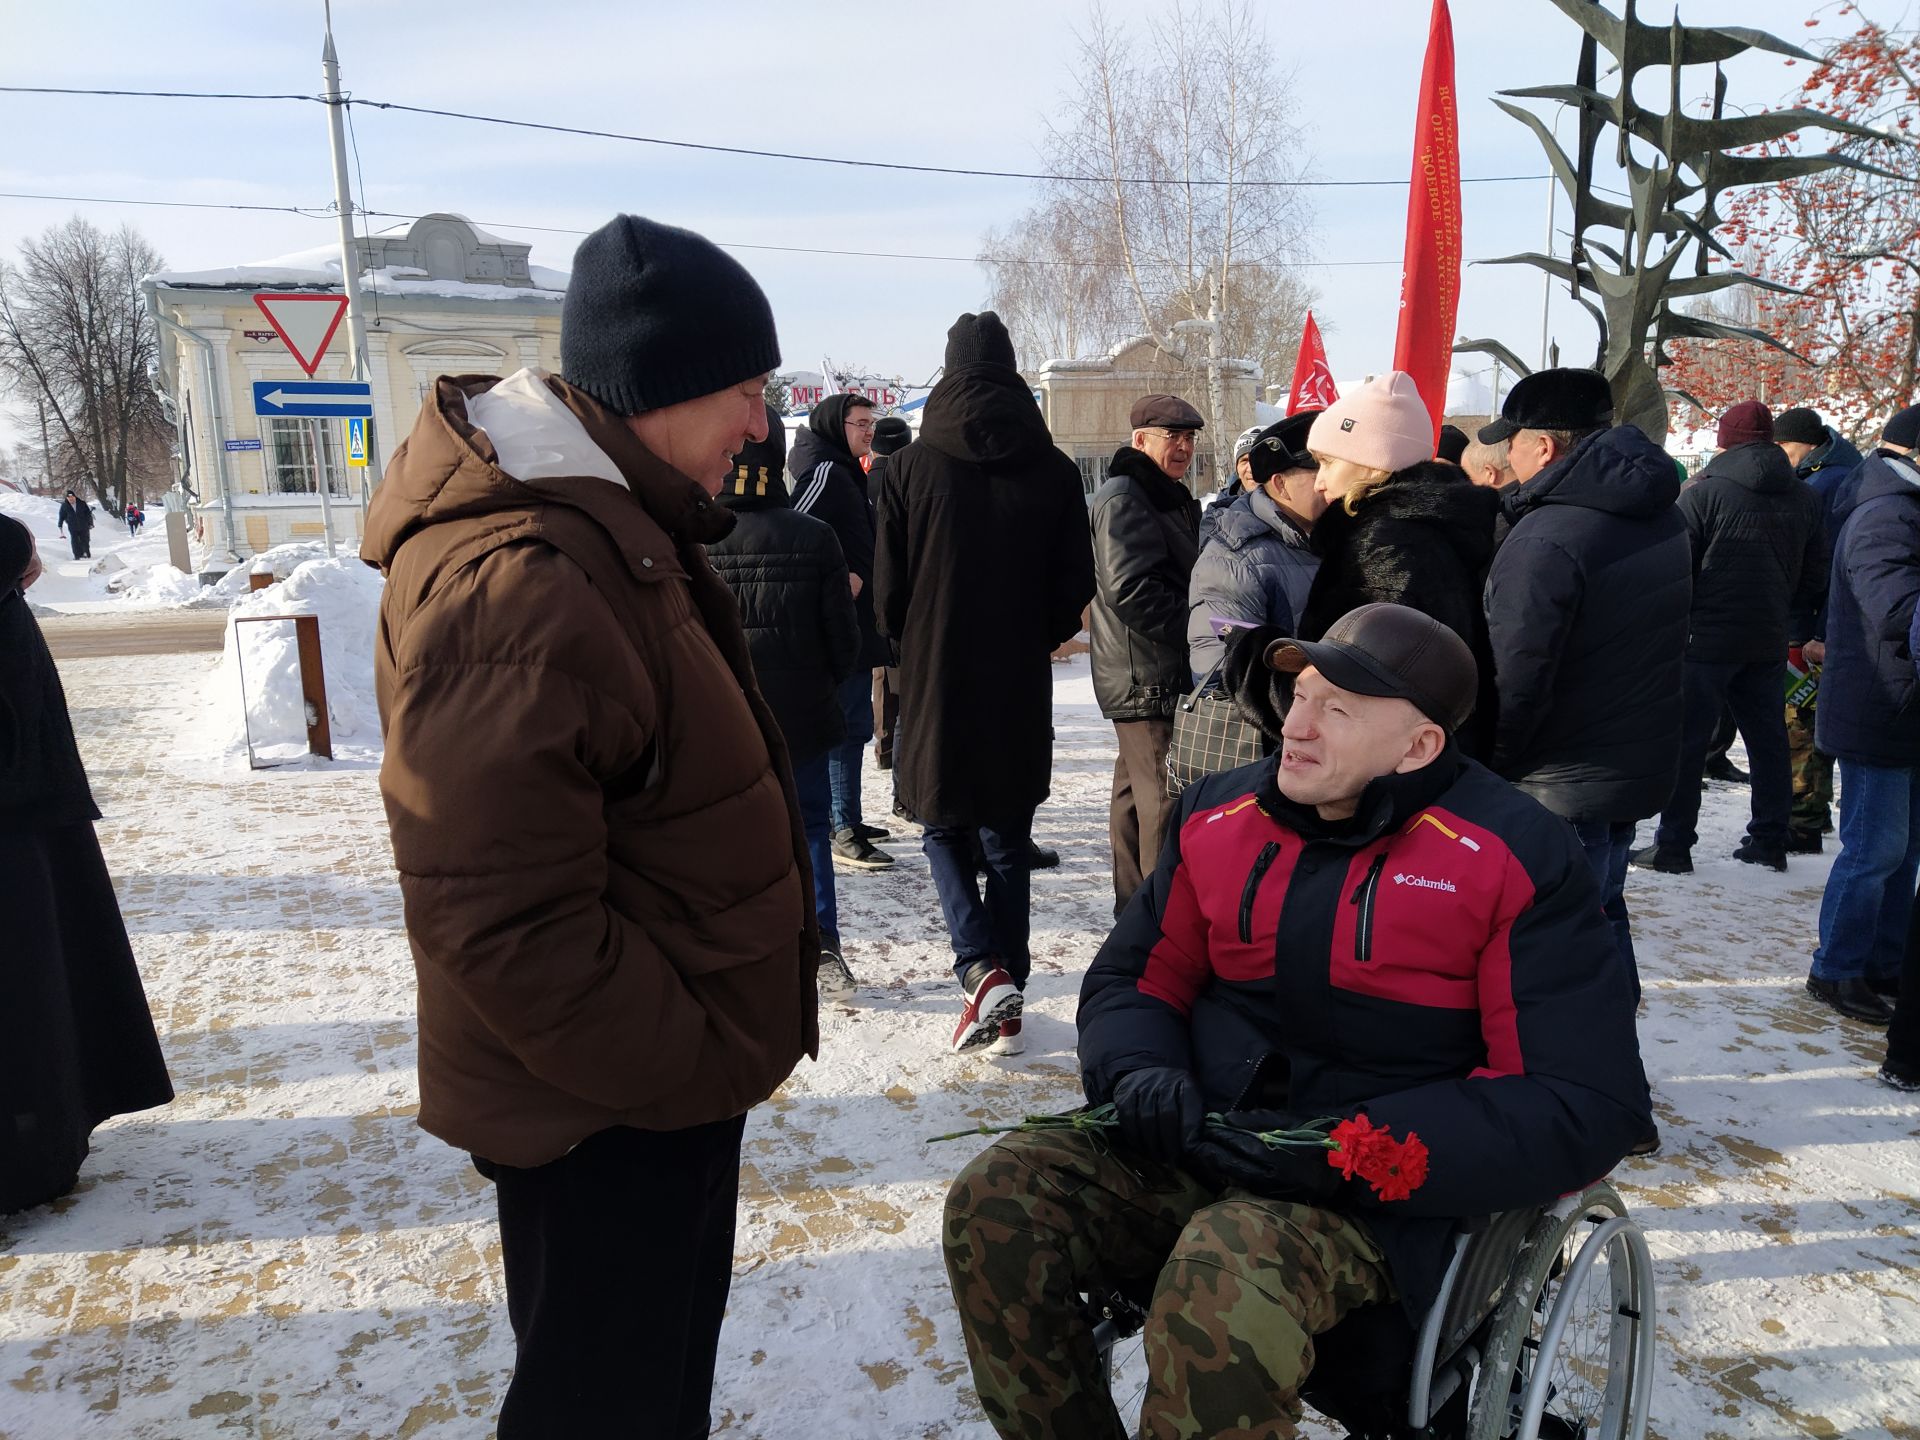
[1265, 603, 1478, 732]
[1247, 411, 1321, 485]
[1478, 368, 1614, 445]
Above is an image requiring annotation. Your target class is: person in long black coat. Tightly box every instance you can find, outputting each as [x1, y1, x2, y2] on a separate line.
[707, 409, 862, 992]
[0, 512, 173, 1213]
[875, 313, 1095, 1054]
[56, 490, 94, 559]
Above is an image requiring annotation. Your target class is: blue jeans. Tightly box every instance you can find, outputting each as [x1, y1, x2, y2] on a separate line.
[828, 671, 875, 835]
[1813, 759, 1920, 983]
[1571, 818, 1638, 1001]
[1655, 658, 1792, 852]
[792, 753, 839, 946]
[923, 811, 1035, 988]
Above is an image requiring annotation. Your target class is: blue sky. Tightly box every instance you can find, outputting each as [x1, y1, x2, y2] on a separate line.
[0, 0, 1873, 444]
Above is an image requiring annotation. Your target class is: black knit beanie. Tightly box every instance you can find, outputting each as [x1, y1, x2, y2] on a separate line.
[721, 405, 790, 506]
[944, 311, 1017, 371]
[1885, 404, 1920, 451]
[561, 214, 781, 415]
[871, 416, 913, 457]
[1773, 407, 1826, 446]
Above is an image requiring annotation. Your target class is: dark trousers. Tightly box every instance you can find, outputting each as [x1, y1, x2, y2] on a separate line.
[792, 751, 838, 946]
[1889, 892, 1920, 1077]
[1813, 760, 1920, 983]
[925, 810, 1035, 987]
[829, 671, 875, 835]
[483, 1116, 748, 1440]
[1705, 705, 1736, 769]
[871, 667, 900, 766]
[67, 530, 89, 559]
[1571, 818, 1638, 1001]
[1111, 717, 1176, 917]
[1655, 659, 1791, 853]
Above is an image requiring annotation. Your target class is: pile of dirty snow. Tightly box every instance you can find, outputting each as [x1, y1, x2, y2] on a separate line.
[207, 555, 384, 765]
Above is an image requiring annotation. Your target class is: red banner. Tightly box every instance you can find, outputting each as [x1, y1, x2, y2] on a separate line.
[1390, 0, 1463, 437]
[1286, 311, 1339, 415]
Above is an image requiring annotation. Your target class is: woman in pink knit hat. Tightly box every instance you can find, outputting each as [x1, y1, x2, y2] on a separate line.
[1295, 371, 1501, 752]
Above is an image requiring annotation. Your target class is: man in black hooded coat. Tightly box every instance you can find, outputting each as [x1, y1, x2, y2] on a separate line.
[789, 391, 896, 869]
[875, 313, 1095, 1054]
[1, 512, 173, 1212]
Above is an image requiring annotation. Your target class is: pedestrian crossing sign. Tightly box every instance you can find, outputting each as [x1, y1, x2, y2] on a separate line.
[346, 416, 368, 467]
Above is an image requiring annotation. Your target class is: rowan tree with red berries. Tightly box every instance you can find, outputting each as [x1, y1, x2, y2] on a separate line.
[1667, 8, 1919, 440]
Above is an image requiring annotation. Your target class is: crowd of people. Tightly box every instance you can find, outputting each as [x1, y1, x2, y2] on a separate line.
[8, 207, 1917, 1439]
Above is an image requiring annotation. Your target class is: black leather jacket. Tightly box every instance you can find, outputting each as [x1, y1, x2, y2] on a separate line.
[1089, 447, 1201, 720]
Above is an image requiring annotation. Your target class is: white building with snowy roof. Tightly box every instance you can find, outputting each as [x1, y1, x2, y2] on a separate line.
[145, 213, 565, 565]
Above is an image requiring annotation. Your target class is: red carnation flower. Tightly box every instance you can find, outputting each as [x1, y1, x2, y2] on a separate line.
[1326, 1115, 1388, 1180]
[1327, 1116, 1430, 1202]
[1362, 1132, 1430, 1203]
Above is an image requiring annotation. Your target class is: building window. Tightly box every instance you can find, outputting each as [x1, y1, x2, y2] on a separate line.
[1075, 453, 1107, 497]
[263, 418, 352, 497]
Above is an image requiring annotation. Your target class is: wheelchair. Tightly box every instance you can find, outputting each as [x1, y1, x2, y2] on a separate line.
[1088, 1181, 1655, 1439]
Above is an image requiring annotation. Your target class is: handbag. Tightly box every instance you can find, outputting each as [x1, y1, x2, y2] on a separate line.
[1166, 646, 1272, 798]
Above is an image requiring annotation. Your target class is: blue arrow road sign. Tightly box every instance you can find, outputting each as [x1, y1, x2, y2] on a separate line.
[252, 380, 373, 418]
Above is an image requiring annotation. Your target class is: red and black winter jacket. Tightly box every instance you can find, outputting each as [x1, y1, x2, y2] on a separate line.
[1076, 746, 1650, 1316]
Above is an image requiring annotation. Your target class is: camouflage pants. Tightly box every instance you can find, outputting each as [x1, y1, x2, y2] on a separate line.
[1788, 699, 1834, 837]
[943, 1127, 1395, 1440]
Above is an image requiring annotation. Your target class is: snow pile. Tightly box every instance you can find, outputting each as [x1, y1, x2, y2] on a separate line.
[110, 563, 205, 606]
[207, 541, 336, 599]
[208, 556, 384, 764]
[0, 490, 65, 549]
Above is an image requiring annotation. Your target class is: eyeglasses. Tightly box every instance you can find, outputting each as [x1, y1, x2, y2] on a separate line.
[846, 419, 878, 433]
[1145, 429, 1198, 445]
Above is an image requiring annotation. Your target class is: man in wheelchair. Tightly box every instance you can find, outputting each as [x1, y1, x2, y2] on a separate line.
[943, 604, 1653, 1439]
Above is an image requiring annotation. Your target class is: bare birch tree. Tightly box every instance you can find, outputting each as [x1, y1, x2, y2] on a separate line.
[979, 0, 1319, 473]
[0, 218, 172, 517]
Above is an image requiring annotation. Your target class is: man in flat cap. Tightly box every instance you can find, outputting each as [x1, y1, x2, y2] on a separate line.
[942, 602, 1651, 1437]
[1090, 394, 1206, 915]
[1480, 369, 1691, 1050]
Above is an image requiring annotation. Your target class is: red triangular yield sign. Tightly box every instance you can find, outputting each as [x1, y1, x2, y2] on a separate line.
[253, 293, 350, 377]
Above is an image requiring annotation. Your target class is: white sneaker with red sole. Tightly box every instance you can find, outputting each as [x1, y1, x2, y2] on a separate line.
[951, 966, 1022, 1052]
[987, 1017, 1025, 1056]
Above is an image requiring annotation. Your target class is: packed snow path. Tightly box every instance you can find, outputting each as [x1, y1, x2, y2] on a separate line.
[2, 651, 1916, 1439]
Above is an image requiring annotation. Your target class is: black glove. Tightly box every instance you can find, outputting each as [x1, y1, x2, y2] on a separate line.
[1187, 1110, 1344, 1204]
[1111, 1067, 1204, 1165]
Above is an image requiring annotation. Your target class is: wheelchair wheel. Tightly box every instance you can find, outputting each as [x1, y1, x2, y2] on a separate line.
[1463, 1182, 1655, 1440]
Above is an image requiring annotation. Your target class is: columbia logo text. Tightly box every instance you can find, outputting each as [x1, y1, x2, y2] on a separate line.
[1393, 873, 1456, 892]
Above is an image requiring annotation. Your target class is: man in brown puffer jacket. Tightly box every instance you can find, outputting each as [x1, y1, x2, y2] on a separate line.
[363, 213, 818, 1440]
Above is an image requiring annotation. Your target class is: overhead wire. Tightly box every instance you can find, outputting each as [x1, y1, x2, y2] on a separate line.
[0, 83, 1554, 189]
[1, 189, 1428, 268]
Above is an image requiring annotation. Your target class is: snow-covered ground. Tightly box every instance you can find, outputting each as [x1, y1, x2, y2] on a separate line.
[2, 650, 1916, 1439]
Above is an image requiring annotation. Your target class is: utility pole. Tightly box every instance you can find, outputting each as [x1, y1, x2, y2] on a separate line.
[322, 2, 383, 510]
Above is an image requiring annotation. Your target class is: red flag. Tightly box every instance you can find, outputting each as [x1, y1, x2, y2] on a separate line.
[1286, 311, 1340, 415]
[1390, 0, 1463, 437]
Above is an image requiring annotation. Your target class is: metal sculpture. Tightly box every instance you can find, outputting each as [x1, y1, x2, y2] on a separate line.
[1456, 0, 1896, 441]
